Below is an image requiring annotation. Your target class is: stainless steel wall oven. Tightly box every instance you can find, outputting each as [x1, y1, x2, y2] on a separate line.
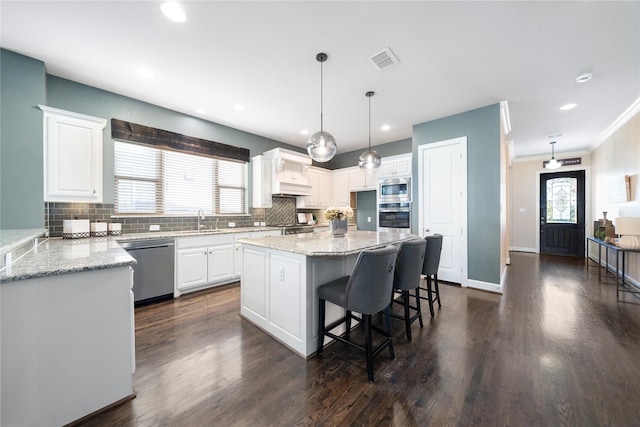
[378, 201, 411, 232]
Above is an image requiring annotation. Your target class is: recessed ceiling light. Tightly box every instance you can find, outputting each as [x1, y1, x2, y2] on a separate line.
[136, 67, 155, 79]
[233, 104, 245, 111]
[160, 1, 186, 23]
[300, 130, 309, 135]
[560, 103, 577, 111]
[195, 108, 206, 115]
[576, 72, 593, 83]
[380, 124, 391, 131]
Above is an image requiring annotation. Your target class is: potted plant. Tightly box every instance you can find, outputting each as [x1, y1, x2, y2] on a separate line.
[324, 206, 353, 237]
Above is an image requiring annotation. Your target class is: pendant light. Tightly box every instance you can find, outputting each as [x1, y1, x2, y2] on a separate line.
[307, 53, 337, 162]
[358, 91, 381, 170]
[545, 141, 561, 169]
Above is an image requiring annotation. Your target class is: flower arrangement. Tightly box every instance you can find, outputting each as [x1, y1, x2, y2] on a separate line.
[324, 206, 354, 220]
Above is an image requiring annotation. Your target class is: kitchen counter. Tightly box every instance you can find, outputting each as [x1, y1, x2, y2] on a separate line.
[238, 230, 416, 256]
[239, 230, 419, 357]
[0, 226, 285, 283]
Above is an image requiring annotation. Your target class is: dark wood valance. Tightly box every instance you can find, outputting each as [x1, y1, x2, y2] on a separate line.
[111, 119, 250, 163]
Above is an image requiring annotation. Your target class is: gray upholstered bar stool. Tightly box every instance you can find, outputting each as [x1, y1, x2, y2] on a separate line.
[317, 245, 398, 383]
[390, 238, 427, 341]
[419, 234, 443, 317]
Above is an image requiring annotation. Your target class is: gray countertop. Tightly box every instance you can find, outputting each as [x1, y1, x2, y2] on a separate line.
[0, 229, 47, 257]
[0, 226, 285, 283]
[238, 230, 420, 256]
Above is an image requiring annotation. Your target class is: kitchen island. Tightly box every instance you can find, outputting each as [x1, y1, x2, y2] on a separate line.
[1, 235, 136, 426]
[238, 230, 418, 357]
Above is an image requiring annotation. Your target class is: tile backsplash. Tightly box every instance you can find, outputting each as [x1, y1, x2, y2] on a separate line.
[45, 202, 267, 237]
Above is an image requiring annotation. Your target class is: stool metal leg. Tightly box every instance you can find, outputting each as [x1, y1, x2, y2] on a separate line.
[402, 290, 412, 341]
[415, 287, 423, 327]
[426, 276, 435, 317]
[364, 314, 374, 382]
[317, 299, 325, 356]
[383, 305, 395, 360]
[434, 274, 441, 308]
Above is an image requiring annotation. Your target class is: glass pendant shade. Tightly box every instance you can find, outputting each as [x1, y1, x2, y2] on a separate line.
[358, 150, 381, 170]
[359, 90, 381, 170]
[308, 52, 336, 163]
[546, 158, 561, 169]
[307, 131, 337, 162]
[545, 141, 561, 169]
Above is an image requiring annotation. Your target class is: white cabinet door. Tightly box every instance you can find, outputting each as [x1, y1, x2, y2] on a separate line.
[176, 248, 208, 290]
[317, 169, 332, 206]
[332, 171, 349, 205]
[40, 105, 106, 203]
[305, 168, 320, 206]
[234, 243, 243, 277]
[275, 160, 307, 184]
[348, 168, 366, 191]
[252, 155, 272, 208]
[268, 253, 305, 341]
[207, 244, 235, 283]
[378, 153, 412, 178]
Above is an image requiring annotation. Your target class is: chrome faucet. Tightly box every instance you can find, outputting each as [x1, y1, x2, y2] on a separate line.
[197, 209, 206, 230]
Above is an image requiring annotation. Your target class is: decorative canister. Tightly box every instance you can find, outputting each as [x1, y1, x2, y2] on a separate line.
[329, 219, 348, 237]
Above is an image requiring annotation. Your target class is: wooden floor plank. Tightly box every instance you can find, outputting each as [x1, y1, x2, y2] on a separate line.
[78, 252, 640, 426]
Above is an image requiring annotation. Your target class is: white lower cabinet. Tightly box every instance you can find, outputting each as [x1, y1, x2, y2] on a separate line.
[175, 230, 282, 296]
[175, 234, 235, 295]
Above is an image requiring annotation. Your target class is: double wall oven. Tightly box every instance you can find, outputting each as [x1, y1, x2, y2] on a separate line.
[378, 177, 411, 232]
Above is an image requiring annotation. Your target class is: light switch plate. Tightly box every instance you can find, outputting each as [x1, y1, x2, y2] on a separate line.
[149, 224, 160, 231]
[229, 222, 235, 227]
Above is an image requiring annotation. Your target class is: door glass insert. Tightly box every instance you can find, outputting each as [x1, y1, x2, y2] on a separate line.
[546, 177, 577, 224]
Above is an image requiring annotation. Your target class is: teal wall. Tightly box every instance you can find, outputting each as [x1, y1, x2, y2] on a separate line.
[412, 104, 501, 284]
[0, 49, 46, 229]
[326, 138, 412, 170]
[355, 190, 377, 231]
[46, 76, 305, 206]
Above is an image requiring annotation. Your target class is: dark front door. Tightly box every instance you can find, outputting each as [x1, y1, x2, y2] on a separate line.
[540, 170, 585, 257]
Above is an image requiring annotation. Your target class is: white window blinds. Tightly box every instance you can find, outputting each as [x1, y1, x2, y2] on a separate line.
[114, 141, 247, 215]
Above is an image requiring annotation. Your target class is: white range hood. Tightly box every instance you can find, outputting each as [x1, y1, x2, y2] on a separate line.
[263, 148, 312, 196]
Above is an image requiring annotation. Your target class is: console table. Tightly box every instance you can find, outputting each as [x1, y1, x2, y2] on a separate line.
[586, 237, 640, 298]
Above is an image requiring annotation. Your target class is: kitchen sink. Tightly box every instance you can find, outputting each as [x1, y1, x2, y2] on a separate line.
[175, 229, 221, 235]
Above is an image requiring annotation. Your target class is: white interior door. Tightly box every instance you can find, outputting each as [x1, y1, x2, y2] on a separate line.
[418, 137, 467, 285]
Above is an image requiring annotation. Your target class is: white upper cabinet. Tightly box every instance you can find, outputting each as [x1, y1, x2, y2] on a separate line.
[301, 166, 332, 208]
[348, 166, 378, 192]
[378, 153, 412, 178]
[331, 170, 349, 206]
[252, 155, 273, 208]
[40, 105, 106, 203]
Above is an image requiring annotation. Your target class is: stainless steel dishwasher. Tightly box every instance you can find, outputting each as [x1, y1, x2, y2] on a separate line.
[120, 238, 175, 306]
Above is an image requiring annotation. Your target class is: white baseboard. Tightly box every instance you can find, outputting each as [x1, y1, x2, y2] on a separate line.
[509, 246, 537, 253]
[467, 278, 502, 294]
[588, 255, 640, 289]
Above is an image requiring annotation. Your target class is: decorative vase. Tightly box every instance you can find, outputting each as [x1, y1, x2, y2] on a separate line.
[329, 218, 348, 237]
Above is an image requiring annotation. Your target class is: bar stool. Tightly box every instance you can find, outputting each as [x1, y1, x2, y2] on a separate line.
[419, 234, 443, 317]
[390, 238, 427, 341]
[317, 245, 398, 383]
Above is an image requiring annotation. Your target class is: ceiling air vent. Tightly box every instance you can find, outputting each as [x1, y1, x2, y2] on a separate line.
[369, 47, 399, 71]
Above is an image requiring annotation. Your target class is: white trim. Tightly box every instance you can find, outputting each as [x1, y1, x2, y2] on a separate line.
[591, 97, 640, 151]
[509, 246, 537, 253]
[468, 278, 502, 294]
[38, 104, 107, 126]
[512, 150, 591, 164]
[418, 137, 468, 287]
[536, 165, 591, 254]
[500, 100, 511, 135]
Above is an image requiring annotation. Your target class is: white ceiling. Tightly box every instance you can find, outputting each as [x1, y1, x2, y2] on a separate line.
[2, 1, 638, 159]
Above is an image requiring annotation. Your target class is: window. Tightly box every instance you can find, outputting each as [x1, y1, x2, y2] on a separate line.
[546, 177, 577, 224]
[114, 141, 247, 215]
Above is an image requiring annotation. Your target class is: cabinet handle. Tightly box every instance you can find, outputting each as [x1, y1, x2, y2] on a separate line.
[92, 189, 96, 194]
[204, 251, 207, 255]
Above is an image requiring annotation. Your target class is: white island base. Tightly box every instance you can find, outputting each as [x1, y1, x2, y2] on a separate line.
[239, 231, 417, 358]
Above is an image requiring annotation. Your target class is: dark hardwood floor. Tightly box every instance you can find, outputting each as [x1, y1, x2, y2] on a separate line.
[79, 252, 640, 426]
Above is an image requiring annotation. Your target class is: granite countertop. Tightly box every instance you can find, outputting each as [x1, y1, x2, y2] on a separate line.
[238, 230, 420, 256]
[0, 226, 285, 283]
[0, 237, 135, 283]
[0, 229, 47, 257]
